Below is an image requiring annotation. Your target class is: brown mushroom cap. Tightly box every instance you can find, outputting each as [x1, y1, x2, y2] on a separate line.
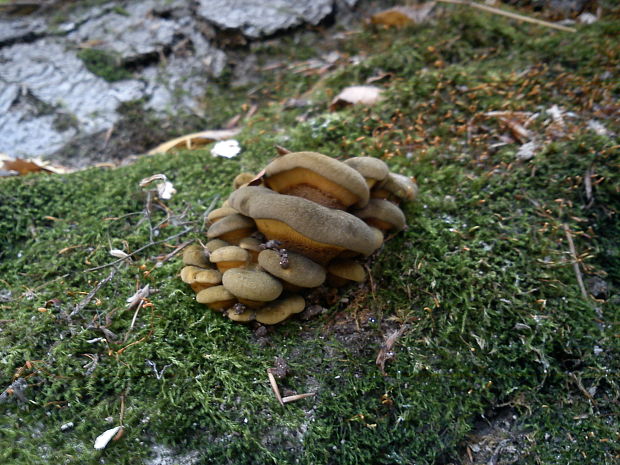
[238, 237, 262, 261]
[207, 206, 239, 223]
[372, 173, 418, 203]
[180, 265, 205, 284]
[233, 172, 257, 190]
[354, 198, 406, 232]
[205, 239, 230, 253]
[343, 157, 389, 188]
[206, 213, 256, 244]
[255, 294, 305, 325]
[258, 249, 326, 288]
[327, 259, 367, 287]
[264, 151, 369, 209]
[228, 186, 380, 264]
[209, 246, 249, 272]
[182, 244, 210, 267]
[222, 268, 283, 302]
[225, 307, 255, 323]
[196, 285, 237, 311]
[191, 269, 223, 292]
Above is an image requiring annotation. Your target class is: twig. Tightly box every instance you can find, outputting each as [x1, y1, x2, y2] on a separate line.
[267, 369, 284, 406]
[83, 227, 192, 273]
[69, 268, 117, 317]
[563, 224, 589, 302]
[282, 392, 316, 403]
[376, 324, 408, 375]
[437, 0, 577, 33]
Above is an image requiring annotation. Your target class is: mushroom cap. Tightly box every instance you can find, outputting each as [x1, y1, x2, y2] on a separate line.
[209, 246, 249, 264]
[374, 173, 418, 202]
[226, 307, 255, 322]
[343, 157, 389, 187]
[205, 239, 230, 253]
[180, 265, 206, 284]
[222, 268, 283, 302]
[258, 249, 326, 288]
[194, 269, 222, 285]
[264, 151, 369, 209]
[228, 186, 380, 263]
[195, 285, 236, 310]
[354, 198, 406, 232]
[238, 237, 262, 255]
[327, 259, 367, 282]
[206, 213, 256, 243]
[182, 244, 210, 267]
[207, 206, 239, 223]
[233, 172, 257, 190]
[255, 294, 305, 325]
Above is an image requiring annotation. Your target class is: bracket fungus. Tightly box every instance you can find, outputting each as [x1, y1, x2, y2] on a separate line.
[206, 213, 256, 244]
[180, 151, 417, 325]
[264, 151, 370, 209]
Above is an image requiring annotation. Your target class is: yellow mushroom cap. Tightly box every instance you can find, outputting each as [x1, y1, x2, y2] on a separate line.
[228, 186, 379, 264]
[343, 157, 389, 188]
[258, 249, 326, 288]
[182, 244, 210, 267]
[207, 206, 239, 223]
[353, 198, 406, 232]
[205, 239, 230, 253]
[264, 151, 369, 209]
[180, 265, 206, 284]
[196, 285, 236, 310]
[222, 268, 283, 302]
[194, 269, 222, 285]
[233, 172, 257, 190]
[209, 246, 249, 264]
[373, 173, 418, 202]
[206, 213, 256, 243]
[255, 294, 306, 325]
[327, 259, 367, 287]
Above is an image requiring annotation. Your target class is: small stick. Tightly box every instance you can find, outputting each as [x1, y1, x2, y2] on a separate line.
[563, 224, 589, 302]
[267, 370, 284, 406]
[282, 392, 316, 404]
[584, 167, 593, 208]
[437, 0, 577, 33]
[69, 268, 117, 317]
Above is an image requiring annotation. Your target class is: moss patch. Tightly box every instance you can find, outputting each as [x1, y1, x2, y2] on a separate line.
[1, 6, 619, 465]
[77, 48, 132, 82]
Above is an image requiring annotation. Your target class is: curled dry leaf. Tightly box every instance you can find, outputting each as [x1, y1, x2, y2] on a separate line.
[126, 285, 150, 309]
[0, 153, 71, 176]
[376, 325, 408, 375]
[148, 128, 241, 155]
[93, 426, 121, 450]
[329, 85, 383, 111]
[370, 2, 436, 27]
[109, 249, 130, 260]
[139, 174, 176, 200]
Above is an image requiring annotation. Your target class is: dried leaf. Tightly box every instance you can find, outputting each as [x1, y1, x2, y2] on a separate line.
[211, 139, 241, 158]
[370, 3, 435, 27]
[109, 249, 130, 260]
[126, 285, 150, 309]
[93, 426, 121, 450]
[139, 174, 176, 200]
[148, 129, 241, 155]
[329, 85, 383, 111]
[516, 141, 539, 161]
[0, 154, 70, 175]
[376, 325, 408, 375]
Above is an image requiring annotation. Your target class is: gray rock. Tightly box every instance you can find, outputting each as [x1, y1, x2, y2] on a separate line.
[196, 0, 334, 38]
[67, 2, 182, 61]
[0, 16, 47, 46]
[0, 39, 144, 157]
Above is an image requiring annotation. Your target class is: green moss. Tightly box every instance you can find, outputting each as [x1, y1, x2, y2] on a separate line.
[77, 48, 132, 82]
[1, 7, 619, 465]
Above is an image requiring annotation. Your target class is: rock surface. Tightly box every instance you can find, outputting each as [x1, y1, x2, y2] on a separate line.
[0, 0, 352, 166]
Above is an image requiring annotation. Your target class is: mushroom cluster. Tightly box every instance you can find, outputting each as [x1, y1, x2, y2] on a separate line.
[180, 151, 417, 325]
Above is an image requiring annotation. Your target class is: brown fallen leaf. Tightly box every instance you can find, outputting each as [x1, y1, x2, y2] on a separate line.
[0, 154, 70, 175]
[147, 128, 241, 155]
[376, 325, 408, 375]
[370, 3, 436, 28]
[329, 85, 383, 112]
